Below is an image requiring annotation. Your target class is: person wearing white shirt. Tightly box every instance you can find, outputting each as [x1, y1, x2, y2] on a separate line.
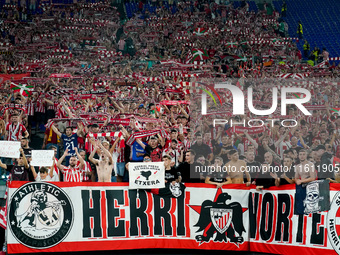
[31, 166, 53, 182]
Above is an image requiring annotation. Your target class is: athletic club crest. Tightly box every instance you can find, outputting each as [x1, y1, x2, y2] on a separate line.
[210, 208, 233, 234]
[189, 189, 247, 244]
[8, 182, 74, 249]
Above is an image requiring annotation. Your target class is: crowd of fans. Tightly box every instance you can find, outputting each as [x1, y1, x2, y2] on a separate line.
[0, 0, 340, 189]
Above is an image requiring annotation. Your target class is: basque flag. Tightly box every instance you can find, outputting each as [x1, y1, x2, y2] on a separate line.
[10, 82, 34, 97]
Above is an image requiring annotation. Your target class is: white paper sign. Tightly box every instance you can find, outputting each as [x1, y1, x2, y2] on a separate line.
[0, 141, 21, 158]
[31, 150, 54, 167]
[129, 162, 165, 189]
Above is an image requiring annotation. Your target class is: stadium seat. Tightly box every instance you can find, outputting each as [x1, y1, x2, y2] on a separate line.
[278, 0, 340, 58]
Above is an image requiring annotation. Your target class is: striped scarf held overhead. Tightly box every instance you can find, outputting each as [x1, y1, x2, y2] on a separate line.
[87, 132, 122, 139]
[126, 129, 168, 146]
[85, 132, 123, 150]
[3, 103, 26, 113]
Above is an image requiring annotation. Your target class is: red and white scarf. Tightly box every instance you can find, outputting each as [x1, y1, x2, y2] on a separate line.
[126, 129, 168, 146]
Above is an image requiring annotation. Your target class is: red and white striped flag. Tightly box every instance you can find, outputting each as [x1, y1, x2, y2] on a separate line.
[313, 61, 327, 68]
[45, 119, 54, 129]
[88, 132, 122, 139]
[0, 187, 8, 229]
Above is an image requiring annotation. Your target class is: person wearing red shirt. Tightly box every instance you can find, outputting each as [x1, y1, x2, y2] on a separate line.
[137, 135, 164, 162]
[164, 129, 182, 149]
[5, 114, 29, 141]
[79, 149, 92, 182]
[42, 126, 60, 157]
[57, 148, 85, 182]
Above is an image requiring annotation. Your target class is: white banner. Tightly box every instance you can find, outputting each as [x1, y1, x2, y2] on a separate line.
[30, 150, 54, 166]
[129, 162, 165, 189]
[0, 141, 20, 158]
[7, 182, 250, 254]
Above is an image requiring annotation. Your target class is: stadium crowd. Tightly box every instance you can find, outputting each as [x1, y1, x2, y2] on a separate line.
[0, 0, 340, 189]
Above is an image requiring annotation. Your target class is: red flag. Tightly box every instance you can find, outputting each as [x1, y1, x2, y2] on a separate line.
[49, 73, 72, 78]
[0, 73, 30, 85]
[0, 187, 8, 229]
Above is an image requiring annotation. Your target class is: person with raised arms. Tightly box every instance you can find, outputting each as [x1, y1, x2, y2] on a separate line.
[0, 148, 30, 181]
[57, 148, 85, 182]
[89, 141, 114, 182]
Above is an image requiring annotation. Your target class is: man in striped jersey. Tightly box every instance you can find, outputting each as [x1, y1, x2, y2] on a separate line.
[57, 148, 85, 182]
[5, 114, 29, 141]
[307, 110, 322, 126]
[79, 149, 92, 182]
[34, 93, 46, 131]
[163, 139, 183, 167]
[182, 129, 193, 152]
[164, 129, 182, 149]
[26, 96, 35, 135]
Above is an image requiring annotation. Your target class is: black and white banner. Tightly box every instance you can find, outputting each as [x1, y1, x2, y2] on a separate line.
[6, 182, 340, 255]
